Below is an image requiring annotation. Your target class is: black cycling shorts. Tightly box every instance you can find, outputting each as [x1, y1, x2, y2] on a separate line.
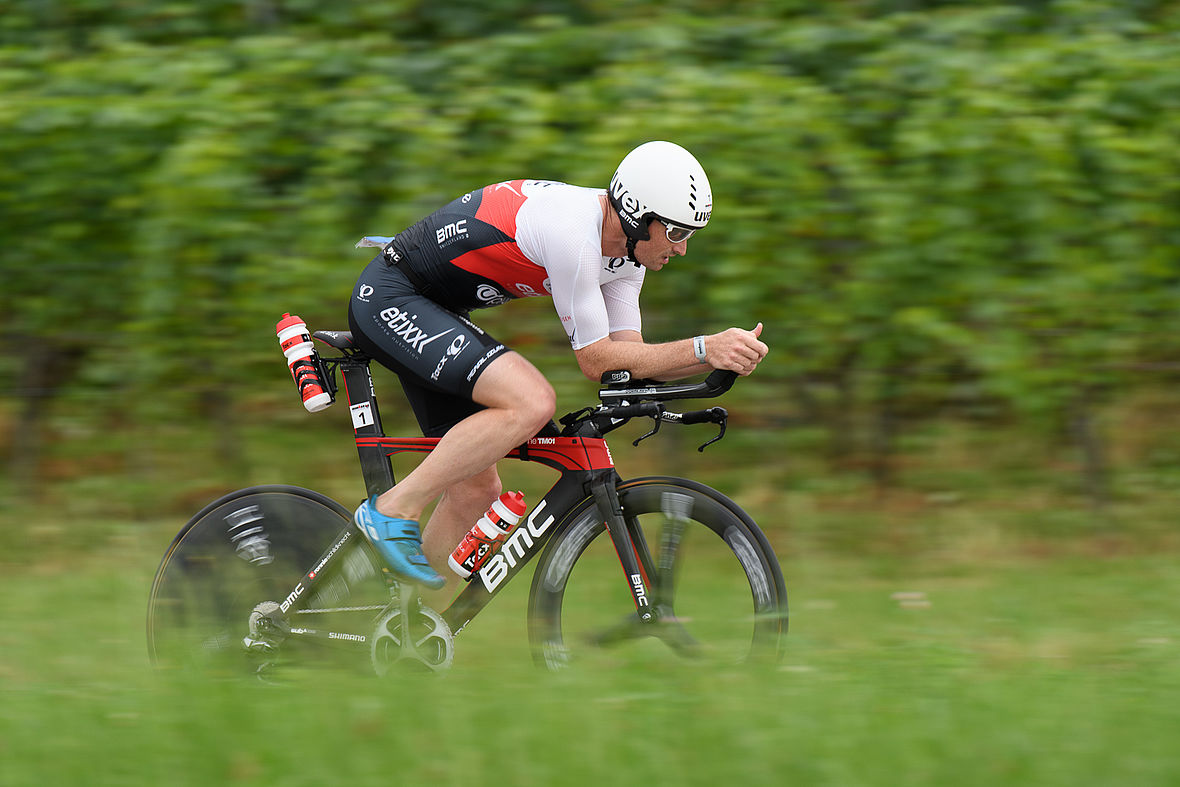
[348, 254, 509, 437]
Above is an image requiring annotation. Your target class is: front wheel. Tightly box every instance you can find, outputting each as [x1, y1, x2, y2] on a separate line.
[528, 477, 787, 670]
[147, 485, 389, 676]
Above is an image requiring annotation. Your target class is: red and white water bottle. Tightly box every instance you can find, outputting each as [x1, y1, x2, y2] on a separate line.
[448, 491, 527, 580]
[275, 313, 333, 413]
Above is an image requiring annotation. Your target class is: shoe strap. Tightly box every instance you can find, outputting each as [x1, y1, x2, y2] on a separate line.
[383, 519, 422, 542]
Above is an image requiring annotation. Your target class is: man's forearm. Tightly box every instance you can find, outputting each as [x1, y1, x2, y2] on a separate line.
[573, 323, 768, 381]
[573, 333, 701, 381]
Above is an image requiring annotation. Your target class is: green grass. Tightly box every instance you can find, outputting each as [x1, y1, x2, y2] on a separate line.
[3, 511, 1179, 786]
[5, 388, 1180, 785]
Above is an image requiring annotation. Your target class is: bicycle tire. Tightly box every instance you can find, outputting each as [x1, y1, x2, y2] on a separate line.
[147, 485, 388, 675]
[527, 477, 787, 670]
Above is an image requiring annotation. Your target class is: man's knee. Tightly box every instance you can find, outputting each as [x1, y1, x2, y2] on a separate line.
[522, 379, 557, 430]
[477, 353, 556, 431]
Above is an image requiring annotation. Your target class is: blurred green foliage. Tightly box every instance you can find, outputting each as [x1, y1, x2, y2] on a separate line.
[1, 0, 1178, 501]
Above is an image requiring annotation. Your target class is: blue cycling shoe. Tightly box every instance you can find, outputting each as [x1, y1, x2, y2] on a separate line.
[354, 496, 446, 590]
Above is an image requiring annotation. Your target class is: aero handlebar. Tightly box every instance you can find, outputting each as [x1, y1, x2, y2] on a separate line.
[597, 369, 738, 406]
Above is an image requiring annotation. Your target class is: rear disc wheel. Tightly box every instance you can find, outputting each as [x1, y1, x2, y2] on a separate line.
[147, 486, 388, 676]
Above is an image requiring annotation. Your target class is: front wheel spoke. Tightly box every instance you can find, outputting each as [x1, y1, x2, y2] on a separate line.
[583, 613, 644, 647]
[529, 480, 785, 670]
[582, 612, 705, 659]
[653, 614, 703, 658]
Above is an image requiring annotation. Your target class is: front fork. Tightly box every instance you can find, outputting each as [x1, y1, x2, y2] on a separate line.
[590, 472, 659, 624]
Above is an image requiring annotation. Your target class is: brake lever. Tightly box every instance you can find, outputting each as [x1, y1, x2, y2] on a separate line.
[697, 412, 728, 452]
[632, 410, 664, 446]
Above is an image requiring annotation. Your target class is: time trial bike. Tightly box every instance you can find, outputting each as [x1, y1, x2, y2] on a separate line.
[146, 326, 787, 677]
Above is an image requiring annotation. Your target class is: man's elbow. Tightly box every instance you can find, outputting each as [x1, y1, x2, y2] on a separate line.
[576, 354, 610, 382]
[573, 342, 615, 382]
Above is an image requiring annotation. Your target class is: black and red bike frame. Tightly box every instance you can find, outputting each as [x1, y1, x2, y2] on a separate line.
[279, 337, 677, 638]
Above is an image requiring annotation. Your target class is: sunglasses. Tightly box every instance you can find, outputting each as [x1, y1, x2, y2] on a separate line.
[660, 220, 698, 243]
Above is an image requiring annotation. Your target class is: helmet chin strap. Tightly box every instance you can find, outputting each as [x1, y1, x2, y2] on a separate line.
[626, 236, 640, 264]
[625, 217, 654, 265]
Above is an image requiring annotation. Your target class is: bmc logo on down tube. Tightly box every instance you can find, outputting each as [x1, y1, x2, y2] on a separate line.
[479, 499, 556, 592]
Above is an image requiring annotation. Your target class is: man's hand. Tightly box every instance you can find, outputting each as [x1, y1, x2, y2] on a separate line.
[706, 323, 768, 376]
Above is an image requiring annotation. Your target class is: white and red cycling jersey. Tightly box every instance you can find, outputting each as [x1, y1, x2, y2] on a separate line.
[385, 179, 645, 350]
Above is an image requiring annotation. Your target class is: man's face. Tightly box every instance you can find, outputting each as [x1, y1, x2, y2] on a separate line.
[634, 220, 689, 271]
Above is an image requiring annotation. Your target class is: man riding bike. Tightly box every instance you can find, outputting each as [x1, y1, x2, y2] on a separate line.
[348, 141, 769, 591]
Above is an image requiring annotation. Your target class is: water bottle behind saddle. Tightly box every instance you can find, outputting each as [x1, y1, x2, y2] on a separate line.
[276, 313, 334, 412]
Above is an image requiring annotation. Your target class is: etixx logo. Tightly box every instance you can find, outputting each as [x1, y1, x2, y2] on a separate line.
[379, 306, 455, 355]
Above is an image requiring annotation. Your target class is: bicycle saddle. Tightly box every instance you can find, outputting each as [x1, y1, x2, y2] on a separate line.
[313, 330, 355, 350]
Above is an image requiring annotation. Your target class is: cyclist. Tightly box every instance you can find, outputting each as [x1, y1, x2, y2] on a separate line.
[349, 141, 769, 590]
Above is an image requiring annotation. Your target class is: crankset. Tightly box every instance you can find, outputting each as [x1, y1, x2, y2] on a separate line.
[370, 588, 455, 674]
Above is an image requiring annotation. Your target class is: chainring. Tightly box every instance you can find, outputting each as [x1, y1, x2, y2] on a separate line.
[370, 602, 454, 674]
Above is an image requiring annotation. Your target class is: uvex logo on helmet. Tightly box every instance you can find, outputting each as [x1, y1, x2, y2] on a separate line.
[609, 175, 646, 232]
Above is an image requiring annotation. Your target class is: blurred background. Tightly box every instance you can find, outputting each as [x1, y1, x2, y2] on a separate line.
[1, 2, 1179, 782]
[2, 0, 1176, 532]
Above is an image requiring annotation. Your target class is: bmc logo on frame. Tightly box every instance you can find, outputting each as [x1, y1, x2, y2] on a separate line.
[479, 498, 556, 592]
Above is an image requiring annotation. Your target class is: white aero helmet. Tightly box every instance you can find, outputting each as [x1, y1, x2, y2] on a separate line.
[608, 141, 712, 261]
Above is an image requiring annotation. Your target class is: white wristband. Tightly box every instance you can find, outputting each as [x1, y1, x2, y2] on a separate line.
[693, 335, 707, 364]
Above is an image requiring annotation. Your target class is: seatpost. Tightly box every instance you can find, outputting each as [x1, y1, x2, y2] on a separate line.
[339, 359, 397, 498]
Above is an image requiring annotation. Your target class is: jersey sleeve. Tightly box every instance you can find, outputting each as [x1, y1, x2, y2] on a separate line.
[515, 184, 645, 350]
[549, 239, 615, 350]
[550, 252, 645, 349]
[600, 270, 644, 337]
